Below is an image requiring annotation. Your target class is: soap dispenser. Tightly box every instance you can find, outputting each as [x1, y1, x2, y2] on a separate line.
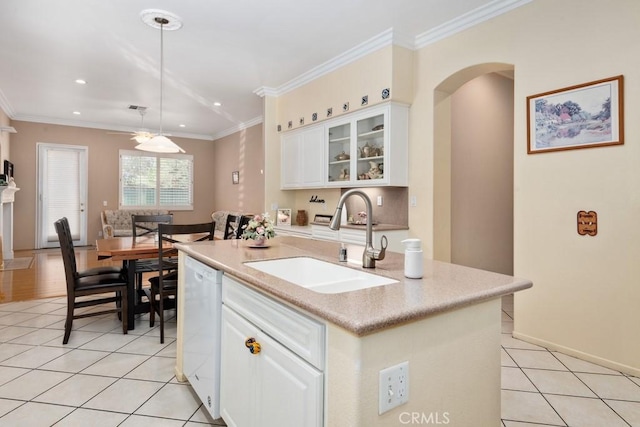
[401, 238, 423, 279]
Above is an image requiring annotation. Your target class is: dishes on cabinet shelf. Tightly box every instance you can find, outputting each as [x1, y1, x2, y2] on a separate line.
[334, 151, 350, 161]
[372, 124, 384, 131]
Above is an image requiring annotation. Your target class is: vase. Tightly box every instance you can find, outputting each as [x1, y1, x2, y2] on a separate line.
[296, 210, 308, 226]
[252, 236, 267, 247]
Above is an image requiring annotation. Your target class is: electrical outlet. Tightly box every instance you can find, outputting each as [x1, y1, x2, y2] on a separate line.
[379, 361, 409, 414]
[410, 196, 417, 207]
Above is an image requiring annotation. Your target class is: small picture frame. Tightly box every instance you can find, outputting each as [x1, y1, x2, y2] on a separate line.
[276, 208, 291, 226]
[231, 170, 239, 185]
[527, 75, 624, 154]
[3, 160, 13, 180]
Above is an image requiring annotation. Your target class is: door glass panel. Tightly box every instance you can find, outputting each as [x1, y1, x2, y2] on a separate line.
[356, 114, 384, 181]
[327, 122, 351, 183]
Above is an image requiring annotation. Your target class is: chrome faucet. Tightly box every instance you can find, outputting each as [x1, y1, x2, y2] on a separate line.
[329, 189, 387, 268]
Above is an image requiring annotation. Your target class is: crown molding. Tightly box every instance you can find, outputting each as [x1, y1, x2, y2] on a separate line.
[11, 114, 215, 141]
[0, 88, 16, 118]
[212, 115, 263, 141]
[254, 28, 411, 98]
[415, 0, 532, 48]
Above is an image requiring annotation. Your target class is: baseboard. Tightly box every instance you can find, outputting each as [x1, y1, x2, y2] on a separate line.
[512, 330, 640, 377]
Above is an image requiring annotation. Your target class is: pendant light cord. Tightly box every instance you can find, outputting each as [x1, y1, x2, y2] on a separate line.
[159, 20, 164, 135]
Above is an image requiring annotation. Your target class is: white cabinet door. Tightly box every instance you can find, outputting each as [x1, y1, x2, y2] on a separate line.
[300, 126, 325, 187]
[220, 305, 323, 427]
[220, 306, 255, 427]
[281, 126, 325, 189]
[281, 133, 301, 188]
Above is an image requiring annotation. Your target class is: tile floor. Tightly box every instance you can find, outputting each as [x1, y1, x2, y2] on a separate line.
[0, 297, 225, 426]
[500, 295, 639, 427]
[0, 295, 638, 426]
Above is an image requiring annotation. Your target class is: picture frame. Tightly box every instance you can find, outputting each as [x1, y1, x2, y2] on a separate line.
[231, 170, 239, 185]
[276, 208, 291, 226]
[527, 75, 623, 154]
[3, 160, 13, 180]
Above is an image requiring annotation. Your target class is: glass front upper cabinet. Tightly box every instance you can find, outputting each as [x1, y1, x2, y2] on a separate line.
[327, 121, 351, 183]
[356, 113, 384, 183]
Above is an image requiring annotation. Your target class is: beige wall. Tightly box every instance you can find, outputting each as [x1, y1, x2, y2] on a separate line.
[211, 124, 264, 215]
[10, 121, 217, 250]
[451, 73, 514, 275]
[411, 0, 640, 374]
[266, 0, 640, 374]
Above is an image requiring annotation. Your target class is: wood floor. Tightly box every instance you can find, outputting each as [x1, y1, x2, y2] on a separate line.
[0, 247, 119, 303]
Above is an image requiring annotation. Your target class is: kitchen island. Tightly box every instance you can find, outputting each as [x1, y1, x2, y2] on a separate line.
[175, 236, 532, 427]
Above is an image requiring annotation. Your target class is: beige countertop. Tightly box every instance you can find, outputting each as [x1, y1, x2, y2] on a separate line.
[177, 236, 532, 336]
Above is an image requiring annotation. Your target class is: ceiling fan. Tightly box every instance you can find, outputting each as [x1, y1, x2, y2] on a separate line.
[108, 106, 164, 143]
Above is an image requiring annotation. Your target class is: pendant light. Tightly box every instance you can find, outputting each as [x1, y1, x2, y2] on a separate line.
[137, 10, 185, 154]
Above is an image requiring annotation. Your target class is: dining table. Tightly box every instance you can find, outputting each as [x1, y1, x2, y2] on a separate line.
[95, 235, 171, 330]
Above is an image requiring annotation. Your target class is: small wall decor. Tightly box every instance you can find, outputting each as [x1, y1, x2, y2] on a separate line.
[527, 75, 624, 154]
[3, 160, 13, 180]
[277, 124, 281, 132]
[231, 170, 239, 185]
[361, 95, 368, 106]
[327, 107, 333, 118]
[312, 112, 318, 122]
[343, 102, 349, 112]
[299, 117, 304, 125]
[309, 195, 325, 203]
[381, 88, 390, 100]
[577, 210, 597, 236]
[276, 208, 291, 226]
[287, 120, 292, 129]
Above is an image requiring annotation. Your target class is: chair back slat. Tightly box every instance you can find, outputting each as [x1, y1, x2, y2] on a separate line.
[132, 214, 173, 238]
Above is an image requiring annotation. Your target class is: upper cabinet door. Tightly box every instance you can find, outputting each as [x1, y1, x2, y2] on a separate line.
[280, 102, 409, 189]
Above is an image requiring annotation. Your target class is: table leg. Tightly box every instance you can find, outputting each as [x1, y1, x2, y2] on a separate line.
[125, 259, 136, 330]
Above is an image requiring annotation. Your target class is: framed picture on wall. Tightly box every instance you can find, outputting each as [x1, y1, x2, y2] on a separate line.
[527, 75, 624, 154]
[3, 160, 13, 180]
[276, 208, 291, 227]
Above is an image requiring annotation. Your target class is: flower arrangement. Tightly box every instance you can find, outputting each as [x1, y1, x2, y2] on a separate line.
[240, 213, 276, 241]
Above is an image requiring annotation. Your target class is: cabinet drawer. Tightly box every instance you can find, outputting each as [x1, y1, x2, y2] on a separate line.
[222, 275, 325, 370]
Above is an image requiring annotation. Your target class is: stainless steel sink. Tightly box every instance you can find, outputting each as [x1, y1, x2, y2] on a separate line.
[244, 257, 397, 294]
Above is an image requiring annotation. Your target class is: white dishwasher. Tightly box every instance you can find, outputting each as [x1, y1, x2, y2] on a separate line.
[183, 255, 223, 419]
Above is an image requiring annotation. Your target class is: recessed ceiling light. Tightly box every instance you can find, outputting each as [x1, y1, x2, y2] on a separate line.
[179, 124, 186, 128]
[213, 102, 222, 107]
[72, 111, 81, 115]
[75, 79, 87, 85]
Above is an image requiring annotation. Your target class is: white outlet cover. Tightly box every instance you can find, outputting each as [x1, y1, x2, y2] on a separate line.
[379, 361, 409, 414]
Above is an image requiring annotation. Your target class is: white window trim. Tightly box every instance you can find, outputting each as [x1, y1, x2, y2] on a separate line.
[119, 149, 194, 211]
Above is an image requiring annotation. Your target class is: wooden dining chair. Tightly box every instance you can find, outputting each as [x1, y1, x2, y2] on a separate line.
[131, 214, 173, 302]
[236, 215, 252, 239]
[147, 221, 215, 343]
[223, 214, 241, 239]
[55, 217, 128, 344]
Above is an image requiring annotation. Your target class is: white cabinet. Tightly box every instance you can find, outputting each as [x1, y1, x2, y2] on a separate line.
[182, 255, 223, 419]
[220, 276, 324, 427]
[281, 126, 325, 189]
[327, 103, 409, 187]
[281, 102, 409, 189]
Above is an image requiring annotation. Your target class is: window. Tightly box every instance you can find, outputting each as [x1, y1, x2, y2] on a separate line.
[119, 150, 193, 210]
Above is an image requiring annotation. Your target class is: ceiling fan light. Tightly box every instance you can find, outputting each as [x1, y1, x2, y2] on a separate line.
[133, 134, 151, 143]
[135, 135, 185, 153]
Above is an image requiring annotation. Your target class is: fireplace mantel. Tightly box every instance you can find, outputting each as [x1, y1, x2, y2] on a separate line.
[0, 183, 19, 260]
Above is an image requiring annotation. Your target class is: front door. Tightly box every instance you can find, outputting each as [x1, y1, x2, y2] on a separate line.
[36, 143, 88, 248]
